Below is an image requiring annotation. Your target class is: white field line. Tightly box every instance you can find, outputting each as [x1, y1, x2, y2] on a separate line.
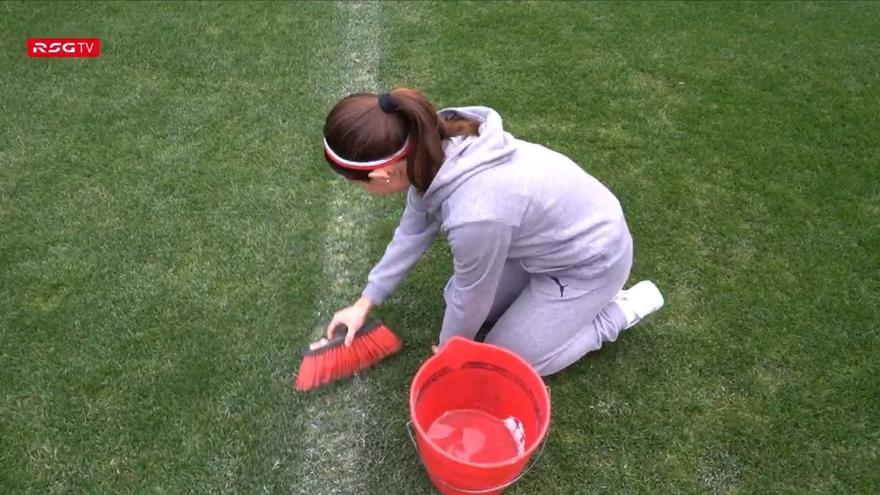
[296, 2, 383, 494]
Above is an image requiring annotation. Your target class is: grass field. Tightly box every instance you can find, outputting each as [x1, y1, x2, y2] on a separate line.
[2, 1, 878, 493]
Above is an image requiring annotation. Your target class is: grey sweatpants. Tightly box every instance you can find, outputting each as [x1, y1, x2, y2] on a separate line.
[441, 238, 633, 376]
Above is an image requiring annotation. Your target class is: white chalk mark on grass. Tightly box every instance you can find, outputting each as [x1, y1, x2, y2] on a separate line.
[296, 2, 383, 494]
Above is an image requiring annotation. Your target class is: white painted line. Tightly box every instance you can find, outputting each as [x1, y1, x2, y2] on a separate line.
[296, 2, 384, 493]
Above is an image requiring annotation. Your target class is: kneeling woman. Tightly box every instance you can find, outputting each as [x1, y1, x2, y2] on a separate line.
[321, 88, 663, 376]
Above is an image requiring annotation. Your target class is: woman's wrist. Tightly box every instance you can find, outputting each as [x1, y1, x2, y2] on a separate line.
[355, 296, 375, 313]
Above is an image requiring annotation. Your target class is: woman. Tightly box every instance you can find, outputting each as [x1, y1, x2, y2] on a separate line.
[322, 88, 663, 376]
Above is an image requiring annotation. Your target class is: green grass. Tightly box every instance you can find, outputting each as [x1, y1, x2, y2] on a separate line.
[2, 1, 878, 493]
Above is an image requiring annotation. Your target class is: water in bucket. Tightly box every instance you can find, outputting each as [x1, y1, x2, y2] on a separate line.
[410, 337, 551, 495]
[426, 409, 525, 464]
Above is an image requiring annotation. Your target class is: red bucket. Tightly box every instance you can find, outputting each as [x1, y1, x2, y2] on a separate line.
[408, 337, 551, 495]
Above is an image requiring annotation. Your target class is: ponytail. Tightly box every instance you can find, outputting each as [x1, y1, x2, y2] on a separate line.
[390, 88, 481, 192]
[323, 88, 480, 192]
[387, 88, 443, 192]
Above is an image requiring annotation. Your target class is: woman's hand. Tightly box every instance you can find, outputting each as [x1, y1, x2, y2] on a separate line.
[326, 296, 375, 347]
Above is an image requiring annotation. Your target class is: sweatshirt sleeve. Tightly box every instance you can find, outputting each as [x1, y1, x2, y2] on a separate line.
[362, 190, 440, 305]
[440, 220, 514, 343]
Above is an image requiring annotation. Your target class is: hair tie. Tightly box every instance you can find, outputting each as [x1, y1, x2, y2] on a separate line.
[377, 93, 398, 113]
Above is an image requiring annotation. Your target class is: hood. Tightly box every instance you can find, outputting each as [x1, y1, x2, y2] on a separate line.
[413, 106, 518, 213]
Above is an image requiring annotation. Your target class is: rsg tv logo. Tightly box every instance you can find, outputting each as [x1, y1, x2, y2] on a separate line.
[28, 38, 101, 58]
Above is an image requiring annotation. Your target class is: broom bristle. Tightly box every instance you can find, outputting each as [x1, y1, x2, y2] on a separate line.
[295, 320, 403, 391]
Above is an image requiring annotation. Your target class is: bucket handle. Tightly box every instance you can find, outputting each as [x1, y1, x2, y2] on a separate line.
[405, 387, 551, 494]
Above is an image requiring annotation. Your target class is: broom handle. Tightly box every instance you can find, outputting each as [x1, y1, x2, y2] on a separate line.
[325, 320, 376, 345]
[325, 323, 348, 346]
[311, 321, 383, 352]
[328, 320, 383, 344]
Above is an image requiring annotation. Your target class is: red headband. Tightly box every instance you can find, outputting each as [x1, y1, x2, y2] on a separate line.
[323, 137, 411, 171]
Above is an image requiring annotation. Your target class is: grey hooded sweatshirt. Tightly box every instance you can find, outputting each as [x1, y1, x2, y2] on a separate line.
[362, 107, 631, 340]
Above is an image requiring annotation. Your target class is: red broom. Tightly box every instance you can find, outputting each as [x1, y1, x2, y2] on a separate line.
[295, 320, 403, 391]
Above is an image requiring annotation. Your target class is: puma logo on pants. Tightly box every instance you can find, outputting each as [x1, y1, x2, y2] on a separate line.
[550, 276, 568, 297]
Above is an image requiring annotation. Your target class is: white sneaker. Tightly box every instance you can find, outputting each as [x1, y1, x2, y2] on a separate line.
[613, 280, 664, 329]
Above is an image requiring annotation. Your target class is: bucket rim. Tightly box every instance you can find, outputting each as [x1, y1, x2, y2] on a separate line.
[408, 337, 551, 470]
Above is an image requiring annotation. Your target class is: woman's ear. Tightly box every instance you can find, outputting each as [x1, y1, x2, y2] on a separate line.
[367, 168, 392, 182]
[368, 161, 407, 183]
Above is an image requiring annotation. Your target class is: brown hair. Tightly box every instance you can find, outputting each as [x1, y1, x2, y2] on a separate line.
[322, 88, 480, 192]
